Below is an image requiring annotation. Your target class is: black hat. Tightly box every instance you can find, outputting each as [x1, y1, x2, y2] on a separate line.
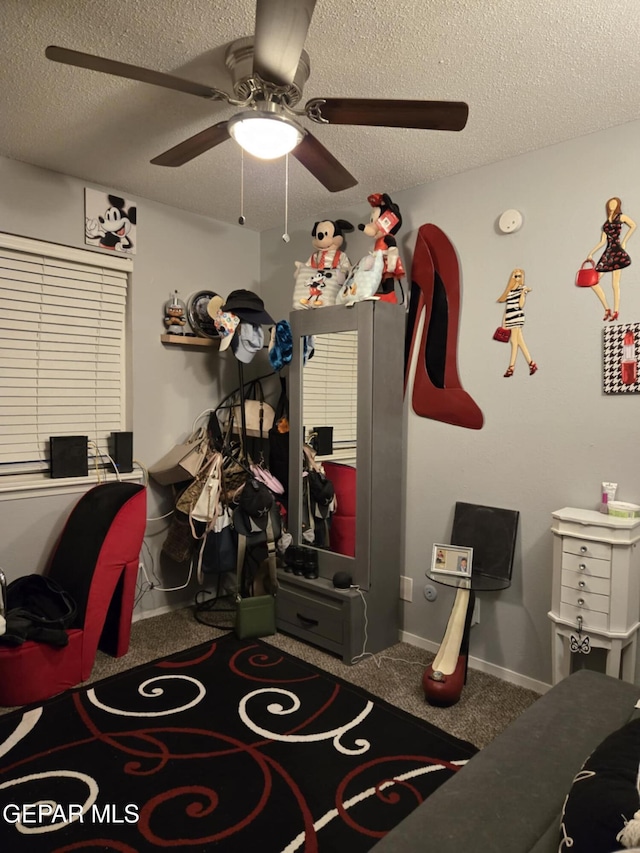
[308, 471, 335, 518]
[222, 290, 274, 325]
[233, 478, 274, 536]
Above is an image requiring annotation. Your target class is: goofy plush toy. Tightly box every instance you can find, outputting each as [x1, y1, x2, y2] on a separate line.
[358, 193, 405, 302]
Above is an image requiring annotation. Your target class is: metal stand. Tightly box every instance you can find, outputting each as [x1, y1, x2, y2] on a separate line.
[237, 361, 248, 459]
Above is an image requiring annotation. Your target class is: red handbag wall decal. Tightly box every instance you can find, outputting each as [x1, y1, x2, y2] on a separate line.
[404, 224, 484, 430]
[575, 259, 599, 288]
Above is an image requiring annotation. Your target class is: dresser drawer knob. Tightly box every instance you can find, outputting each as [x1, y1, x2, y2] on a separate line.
[578, 563, 587, 571]
[578, 581, 586, 588]
[580, 546, 588, 554]
[577, 598, 585, 606]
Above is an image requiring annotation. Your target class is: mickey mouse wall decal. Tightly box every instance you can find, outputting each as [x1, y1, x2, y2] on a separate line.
[85, 188, 137, 254]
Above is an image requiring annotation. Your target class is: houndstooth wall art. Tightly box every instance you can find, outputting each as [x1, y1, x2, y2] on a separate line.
[603, 323, 640, 394]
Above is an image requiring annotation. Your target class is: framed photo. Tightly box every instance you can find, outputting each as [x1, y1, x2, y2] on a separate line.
[431, 544, 473, 578]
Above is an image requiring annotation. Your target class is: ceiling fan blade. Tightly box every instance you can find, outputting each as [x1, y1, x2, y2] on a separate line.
[305, 98, 469, 131]
[45, 46, 221, 100]
[151, 122, 230, 167]
[292, 132, 357, 193]
[253, 0, 316, 86]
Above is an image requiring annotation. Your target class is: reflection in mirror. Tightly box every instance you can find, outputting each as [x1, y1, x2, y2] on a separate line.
[301, 330, 357, 558]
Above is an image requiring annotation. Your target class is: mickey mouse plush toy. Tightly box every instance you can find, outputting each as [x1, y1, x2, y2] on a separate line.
[358, 193, 405, 302]
[304, 219, 354, 281]
[294, 219, 354, 308]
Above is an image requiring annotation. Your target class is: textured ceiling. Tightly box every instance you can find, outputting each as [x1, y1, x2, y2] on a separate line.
[2, 0, 640, 231]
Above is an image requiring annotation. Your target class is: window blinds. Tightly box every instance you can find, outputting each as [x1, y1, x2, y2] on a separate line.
[302, 330, 358, 462]
[0, 234, 131, 471]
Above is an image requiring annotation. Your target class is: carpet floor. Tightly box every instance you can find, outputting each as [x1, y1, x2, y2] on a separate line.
[0, 605, 541, 748]
[0, 631, 479, 852]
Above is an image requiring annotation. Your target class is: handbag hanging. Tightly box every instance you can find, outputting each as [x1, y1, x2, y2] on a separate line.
[230, 380, 276, 440]
[175, 451, 223, 538]
[268, 376, 290, 502]
[161, 509, 196, 564]
[148, 427, 208, 486]
[234, 514, 278, 640]
[575, 258, 599, 288]
[493, 326, 511, 343]
[201, 507, 238, 577]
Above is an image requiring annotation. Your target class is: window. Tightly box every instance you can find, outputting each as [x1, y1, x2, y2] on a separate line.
[0, 233, 132, 477]
[302, 330, 358, 464]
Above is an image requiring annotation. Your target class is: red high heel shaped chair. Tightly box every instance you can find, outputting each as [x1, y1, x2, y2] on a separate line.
[323, 462, 357, 558]
[0, 482, 146, 706]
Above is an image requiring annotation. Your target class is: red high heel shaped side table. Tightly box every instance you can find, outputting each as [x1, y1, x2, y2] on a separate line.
[422, 573, 511, 706]
[422, 502, 519, 706]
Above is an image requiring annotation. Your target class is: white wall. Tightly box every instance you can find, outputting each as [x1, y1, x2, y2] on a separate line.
[0, 156, 261, 615]
[260, 118, 640, 685]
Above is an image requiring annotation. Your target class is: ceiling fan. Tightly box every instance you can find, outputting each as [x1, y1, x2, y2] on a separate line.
[45, 0, 469, 193]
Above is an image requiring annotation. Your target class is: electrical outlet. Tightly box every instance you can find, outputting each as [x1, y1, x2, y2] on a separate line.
[471, 599, 480, 626]
[399, 576, 413, 602]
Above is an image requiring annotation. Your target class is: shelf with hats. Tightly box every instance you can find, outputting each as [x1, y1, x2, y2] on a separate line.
[160, 334, 219, 348]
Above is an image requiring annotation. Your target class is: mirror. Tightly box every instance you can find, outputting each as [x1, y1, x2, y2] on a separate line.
[301, 329, 358, 558]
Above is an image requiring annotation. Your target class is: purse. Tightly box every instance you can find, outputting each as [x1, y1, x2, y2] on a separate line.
[493, 326, 511, 343]
[268, 376, 290, 499]
[161, 509, 196, 563]
[234, 513, 278, 640]
[337, 250, 384, 305]
[576, 258, 599, 287]
[175, 451, 223, 537]
[201, 507, 237, 575]
[230, 381, 276, 440]
[235, 594, 276, 639]
[149, 428, 207, 486]
[250, 463, 284, 495]
[292, 251, 348, 311]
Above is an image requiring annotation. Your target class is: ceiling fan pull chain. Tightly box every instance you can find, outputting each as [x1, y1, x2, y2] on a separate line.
[238, 149, 246, 226]
[282, 153, 290, 243]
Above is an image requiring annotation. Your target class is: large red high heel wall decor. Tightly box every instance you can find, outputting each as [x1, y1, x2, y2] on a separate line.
[0, 482, 146, 706]
[405, 224, 484, 430]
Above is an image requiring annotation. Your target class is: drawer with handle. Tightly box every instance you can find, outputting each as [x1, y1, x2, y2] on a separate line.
[561, 551, 611, 579]
[560, 586, 610, 614]
[562, 538, 612, 561]
[276, 586, 345, 645]
[559, 602, 609, 632]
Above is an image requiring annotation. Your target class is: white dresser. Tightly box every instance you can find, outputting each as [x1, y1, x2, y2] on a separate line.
[549, 507, 640, 684]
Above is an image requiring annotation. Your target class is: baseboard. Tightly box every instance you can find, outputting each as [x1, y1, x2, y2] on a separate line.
[400, 629, 551, 695]
[132, 598, 192, 623]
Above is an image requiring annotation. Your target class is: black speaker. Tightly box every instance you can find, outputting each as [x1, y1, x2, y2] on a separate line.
[332, 571, 353, 589]
[50, 436, 88, 479]
[111, 431, 133, 474]
[313, 426, 334, 457]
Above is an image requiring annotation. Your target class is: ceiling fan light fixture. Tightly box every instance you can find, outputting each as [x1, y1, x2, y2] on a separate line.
[228, 111, 303, 160]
